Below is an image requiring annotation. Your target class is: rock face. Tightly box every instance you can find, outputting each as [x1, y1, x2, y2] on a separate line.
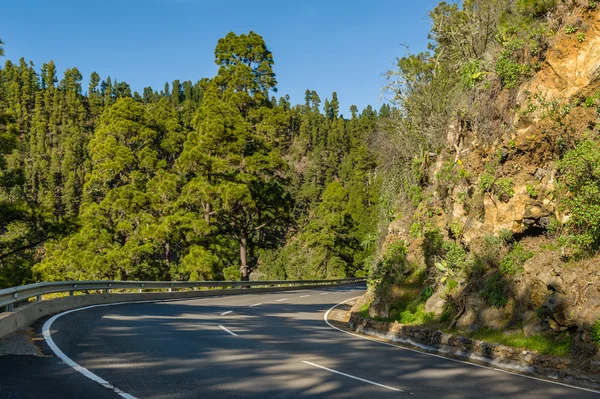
[365, 6, 600, 352]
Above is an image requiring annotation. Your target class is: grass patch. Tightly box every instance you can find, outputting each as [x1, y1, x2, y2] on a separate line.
[463, 327, 571, 357]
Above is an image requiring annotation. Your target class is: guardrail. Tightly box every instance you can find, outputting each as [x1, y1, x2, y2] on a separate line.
[0, 278, 366, 312]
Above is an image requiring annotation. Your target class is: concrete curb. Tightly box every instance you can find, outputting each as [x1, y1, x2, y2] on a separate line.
[347, 313, 600, 392]
[0, 283, 356, 339]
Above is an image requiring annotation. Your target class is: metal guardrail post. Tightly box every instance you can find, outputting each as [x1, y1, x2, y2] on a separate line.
[36, 295, 42, 302]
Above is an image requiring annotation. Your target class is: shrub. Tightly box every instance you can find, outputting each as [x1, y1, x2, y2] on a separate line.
[496, 56, 528, 89]
[408, 184, 423, 207]
[383, 241, 408, 269]
[460, 59, 484, 89]
[481, 273, 508, 308]
[423, 229, 444, 267]
[495, 178, 515, 201]
[583, 93, 599, 108]
[516, 0, 556, 17]
[591, 319, 600, 345]
[480, 172, 496, 191]
[577, 33, 586, 43]
[420, 285, 434, 302]
[500, 243, 533, 275]
[526, 183, 538, 198]
[557, 139, 600, 254]
[449, 219, 464, 239]
[437, 161, 458, 197]
[409, 222, 422, 239]
[564, 25, 578, 35]
[443, 240, 468, 270]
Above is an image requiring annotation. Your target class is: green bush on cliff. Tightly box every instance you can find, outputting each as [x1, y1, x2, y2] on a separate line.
[557, 139, 600, 255]
[481, 273, 508, 308]
[500, 243, 533, 275]
[591, 319, 600, 346]
[516, 0, 556, 17]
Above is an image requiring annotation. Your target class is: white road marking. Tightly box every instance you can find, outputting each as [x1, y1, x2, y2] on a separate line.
[249, 302, 262, 307]
[324, 297, 600, 395]
[218, 325, 238, 336]
[276, 298, 288, 302]
[220, 310, 233, 316]
[300, 295, 310, 298]
[302, 360, 402, 392]
[319, 292, 329, 295]
[43, 306, 138, 399]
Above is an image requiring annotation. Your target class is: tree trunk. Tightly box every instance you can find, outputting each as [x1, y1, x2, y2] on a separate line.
[239, 228, 249, 281]
[204, 202, 212, 225]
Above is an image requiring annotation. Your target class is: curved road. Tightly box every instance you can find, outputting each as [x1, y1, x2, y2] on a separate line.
[4, 285, 599, 398]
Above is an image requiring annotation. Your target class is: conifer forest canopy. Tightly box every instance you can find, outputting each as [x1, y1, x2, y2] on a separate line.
[0, 31, 387, 287]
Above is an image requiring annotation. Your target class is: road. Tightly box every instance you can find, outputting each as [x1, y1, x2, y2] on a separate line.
[2, 284, 599, 398]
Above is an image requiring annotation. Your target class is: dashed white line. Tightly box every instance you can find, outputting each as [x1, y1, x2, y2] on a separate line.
[300, 295, 310, 298]
[249, 303, 262, 307]
[319, 292, 329, 295]
[220, 310, 233, 316]
[218, 325, 238, 336]
[302, 360, 402, 392]
[276, 298, 288, 302]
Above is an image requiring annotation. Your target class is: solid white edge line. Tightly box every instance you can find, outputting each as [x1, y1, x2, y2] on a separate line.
[40, 292, 275, 399]
[220, 310, 233, 316]
[323, 296, 600, 395]
[43, 305, 138, 399]
[249, 303, 262, 307]
[302, 360, 402, 392]
[218, 324, 238, 337]
[276, 298, 288, 302]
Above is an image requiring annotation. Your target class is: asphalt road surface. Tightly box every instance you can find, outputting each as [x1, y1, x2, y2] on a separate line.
[2, 284, 599, 398]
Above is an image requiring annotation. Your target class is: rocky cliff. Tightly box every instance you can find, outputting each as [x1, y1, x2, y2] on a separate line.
[365, 3, 600, 359]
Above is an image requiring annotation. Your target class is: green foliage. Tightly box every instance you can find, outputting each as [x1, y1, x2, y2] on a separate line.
[516, 0, 556, 17]
[422, 229, 444, 268]
[458, 167, 470, 180]
[434, 259, 455, 284]
[460, 59, 484, 89]
[500, 243, 533, 275]
[442, 240, 468, 271]
[466, 327, 571, 357]
[495, 55, 528, 89]
[480, 171, 496, 191]
[591, 319, 600, 346]
[449, 219, 464, 239]
[395, 303, 435, 325]
[583, 93, 600, 108]
[577, 33, 586, 43]
[526, 183, 538, 198]
[420, 285, 434, 301]
[481, 273, 508, 308]
[223, 266, 241, 281]
[564, 25, 579, 35]
[409, 222, 423, 239]
[589, 1, 598, 10]
[382, 240, 409, 276]
[494, 178, 515, 201]
[557, 139, 600, 254]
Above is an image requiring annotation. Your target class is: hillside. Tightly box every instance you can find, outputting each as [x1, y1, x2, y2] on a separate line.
[361, 0, 600, 359]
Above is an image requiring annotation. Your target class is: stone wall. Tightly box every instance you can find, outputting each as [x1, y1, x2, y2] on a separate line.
[348, 312, 600, 391]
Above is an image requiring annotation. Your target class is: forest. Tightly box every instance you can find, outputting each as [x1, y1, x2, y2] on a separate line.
[0, 31, 389, 287]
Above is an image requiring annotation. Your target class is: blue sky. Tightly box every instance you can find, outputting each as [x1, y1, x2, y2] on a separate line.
[2, 0, 440, 115]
